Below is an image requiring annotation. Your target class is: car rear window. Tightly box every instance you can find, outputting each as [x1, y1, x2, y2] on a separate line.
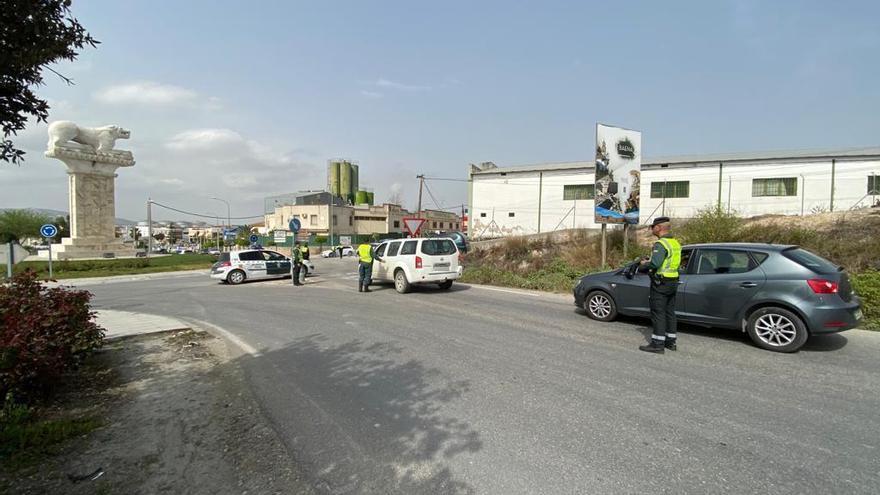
[783, 248, 838, 274]
[421, 239, 456, 256]
[219, 253, 231, 262]
[400, 240, 417, 255]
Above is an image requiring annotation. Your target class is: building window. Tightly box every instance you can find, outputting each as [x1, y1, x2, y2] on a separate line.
[752, 178, 797, 197]
[480, 212, 486, 218]
[508, 212, 515, 217]
[310, 214, 318, 226]
[349, 216, 352, 226]
[333, 215, 338, 226]
[432, 221, 437, 228]
[869, 175, 880, 194]
[650, 181, 690, 199]
[393, 220, 400, 228]
[563, 184, 595, 200]
[455, 223, 459, 229]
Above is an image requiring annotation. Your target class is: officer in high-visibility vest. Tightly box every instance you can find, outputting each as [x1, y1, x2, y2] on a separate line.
[639, 217, 681, 353]
[300, 242, 310, 261]
[357, 242, 373, 292]
[291, 241, 304, 286]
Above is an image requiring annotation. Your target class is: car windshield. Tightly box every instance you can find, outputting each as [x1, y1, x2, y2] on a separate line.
[783, 247, 839, 274]
[421, 239, 456, 256]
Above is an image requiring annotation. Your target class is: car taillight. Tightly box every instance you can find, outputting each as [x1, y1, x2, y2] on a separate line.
[415, 256, 423, 269]
[807, 279, 838, 294]
[219, 261, 231, 267]
[458, 254, 463, 264]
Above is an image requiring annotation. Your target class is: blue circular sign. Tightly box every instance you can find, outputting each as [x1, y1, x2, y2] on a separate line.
[40, 224, 58, 238]
[249, 234, 259, 243]
[289, 218, 301, 233]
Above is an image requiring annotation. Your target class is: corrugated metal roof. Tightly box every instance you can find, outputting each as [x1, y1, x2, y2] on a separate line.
[471, 146, 880, 175]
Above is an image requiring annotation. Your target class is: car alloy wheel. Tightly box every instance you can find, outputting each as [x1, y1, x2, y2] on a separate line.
[584, 291, 617, 322]
[394, 270, 411, 294]
[227, 270, 246, 285]
[754, 313, 797, 347]
[746, 307, 808, 353]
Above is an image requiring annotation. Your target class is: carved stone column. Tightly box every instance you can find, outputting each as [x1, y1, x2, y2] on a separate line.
[44, 140, 136, 259]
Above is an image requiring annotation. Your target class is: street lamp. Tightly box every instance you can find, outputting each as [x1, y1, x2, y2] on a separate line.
[210, 197, 231, 251]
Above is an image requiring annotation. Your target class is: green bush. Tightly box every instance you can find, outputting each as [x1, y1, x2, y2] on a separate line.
[678, 205, 744, 244]
[852, 271, 880, 330]
[0, 271, 104, 400]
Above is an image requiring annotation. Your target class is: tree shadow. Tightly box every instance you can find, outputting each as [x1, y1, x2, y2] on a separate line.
[239, 334, 482, 494]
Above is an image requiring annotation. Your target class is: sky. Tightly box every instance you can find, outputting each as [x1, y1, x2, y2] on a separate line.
[2, 0, 879, 222]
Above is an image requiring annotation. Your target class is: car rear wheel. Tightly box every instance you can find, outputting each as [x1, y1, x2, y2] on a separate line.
[438, 280, 453, 290]
[585, 291, 617, 322]
[394, 270, 411, 294]
[747, 307, 808, 353]
[227, 269, 246, 285]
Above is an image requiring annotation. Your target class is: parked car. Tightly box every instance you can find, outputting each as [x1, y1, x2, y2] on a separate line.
[573, 243, 863, 353]
[427, 230, 469, 254]
[207, 248, 221, 256]
[210, 249, 315, 285]
[371, 237, 462, 293]
[321, 246, 354, 258]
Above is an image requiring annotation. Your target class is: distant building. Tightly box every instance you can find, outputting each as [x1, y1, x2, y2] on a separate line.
[468, 147, 880, 238]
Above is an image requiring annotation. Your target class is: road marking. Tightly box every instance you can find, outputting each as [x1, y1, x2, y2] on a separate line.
[467, 285, 542, 297]
[183, 317, 262, 357]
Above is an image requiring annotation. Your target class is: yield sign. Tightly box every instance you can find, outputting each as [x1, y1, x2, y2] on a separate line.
[402, 217, 426, 236]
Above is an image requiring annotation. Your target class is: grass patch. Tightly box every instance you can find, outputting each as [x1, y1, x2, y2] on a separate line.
[1, 254, 216, 280]
[0, 398, 102, 469]
[852, 271, 880, 330]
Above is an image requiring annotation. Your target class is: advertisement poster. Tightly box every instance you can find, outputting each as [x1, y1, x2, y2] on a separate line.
[594, 124, 641, 224]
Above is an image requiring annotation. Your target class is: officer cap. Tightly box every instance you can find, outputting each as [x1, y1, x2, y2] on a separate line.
[650, 216, 671, 227]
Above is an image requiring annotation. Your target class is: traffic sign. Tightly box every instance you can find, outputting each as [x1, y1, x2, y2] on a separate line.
[249, 234, 259, 243]
[402, 217, 426, 236]
[0, 243, 30, 266]
[289, 218, 301, 233]
[40, 224, 58, 238]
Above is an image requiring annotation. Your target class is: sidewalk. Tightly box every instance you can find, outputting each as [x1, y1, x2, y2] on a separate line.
[53, 269, 206, 287]
[95, 310, 191, 340]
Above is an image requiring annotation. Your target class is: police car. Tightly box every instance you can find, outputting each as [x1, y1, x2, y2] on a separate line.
[210, 249, 315, 285]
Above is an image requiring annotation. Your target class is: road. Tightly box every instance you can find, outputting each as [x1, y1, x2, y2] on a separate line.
[75, 258, 880, 494]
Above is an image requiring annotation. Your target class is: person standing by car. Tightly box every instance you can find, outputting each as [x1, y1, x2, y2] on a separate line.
[357, 241, 373, 292]
[291, 241, 304, 286]
[639, 216, 681, 353]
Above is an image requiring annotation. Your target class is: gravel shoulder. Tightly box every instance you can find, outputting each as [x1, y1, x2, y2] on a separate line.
[1, 328, 315, 495]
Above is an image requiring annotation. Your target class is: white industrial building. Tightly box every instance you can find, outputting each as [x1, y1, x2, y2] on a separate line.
[468, 147, 880, 238]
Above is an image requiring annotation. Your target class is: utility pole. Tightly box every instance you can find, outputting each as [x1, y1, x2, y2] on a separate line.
[537, 172, 543, 233]
[800, 174, 806, 216]
[416, 174, 425, 218]
[146, 198, 153, 258]
[829, 159, 836, 212]
[717, 162, 723, 209]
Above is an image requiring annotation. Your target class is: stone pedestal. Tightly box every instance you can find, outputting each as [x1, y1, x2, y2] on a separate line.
[45, 144, 137, 259]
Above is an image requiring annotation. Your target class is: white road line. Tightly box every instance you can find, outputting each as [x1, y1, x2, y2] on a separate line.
[183, 317, 262, 357]
[467, 285, 543, 297]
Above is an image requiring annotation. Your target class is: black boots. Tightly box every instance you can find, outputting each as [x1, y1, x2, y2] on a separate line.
[363, 286, 371, 293]
[639, 339, 665, 354]
[358, 285, 363, 292]
[665, 340, 677, 351]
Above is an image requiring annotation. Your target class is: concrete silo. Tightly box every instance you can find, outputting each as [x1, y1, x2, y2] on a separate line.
[327, 161, 341, 197]
[340, 161, 352, 203]
[355, 191, 369, 205]
[351, 163, 359, 199]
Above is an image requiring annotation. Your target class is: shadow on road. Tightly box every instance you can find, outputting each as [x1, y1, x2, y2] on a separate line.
[240, 334, 481, 494]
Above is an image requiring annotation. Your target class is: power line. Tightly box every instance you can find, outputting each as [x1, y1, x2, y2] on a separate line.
[150, 200, 264, 221]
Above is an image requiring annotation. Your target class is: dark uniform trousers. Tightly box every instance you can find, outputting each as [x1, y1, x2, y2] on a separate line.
[649, 278, 678, 340]
[292, 262, 302, 285]
[358, 261, 372, 288]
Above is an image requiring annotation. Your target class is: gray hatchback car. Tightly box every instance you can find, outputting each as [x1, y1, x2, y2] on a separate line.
[573, 243, 863, 352]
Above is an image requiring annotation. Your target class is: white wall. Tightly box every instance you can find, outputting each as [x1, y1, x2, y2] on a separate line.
[471, 157, 880, 238]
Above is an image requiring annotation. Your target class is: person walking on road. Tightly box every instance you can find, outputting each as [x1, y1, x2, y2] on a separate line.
[291, 241, 304, 286]
[357, 241, 373, 292]
[300, 242, 310, 261]
[639, 216, 681, 353]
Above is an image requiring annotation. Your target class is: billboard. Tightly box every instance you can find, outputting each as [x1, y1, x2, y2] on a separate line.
[594, 124, 641, 224]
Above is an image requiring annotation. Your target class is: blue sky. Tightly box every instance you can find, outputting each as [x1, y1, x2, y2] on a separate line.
[2, 0, 878, 221]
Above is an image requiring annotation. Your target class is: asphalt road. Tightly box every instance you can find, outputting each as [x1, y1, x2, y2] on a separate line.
[75, 258, 880, 494]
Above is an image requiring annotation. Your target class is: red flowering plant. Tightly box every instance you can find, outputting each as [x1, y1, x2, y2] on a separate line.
[0, 270, 104, 400]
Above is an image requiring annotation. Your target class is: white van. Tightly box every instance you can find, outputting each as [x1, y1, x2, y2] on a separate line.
[372, 238, 462, 293]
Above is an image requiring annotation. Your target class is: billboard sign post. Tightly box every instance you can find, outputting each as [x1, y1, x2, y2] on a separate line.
[594, 124, 641, 225]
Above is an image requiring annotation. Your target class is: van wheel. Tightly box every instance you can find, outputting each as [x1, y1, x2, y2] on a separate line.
[746, 307, 808, 353]
[394, 270, 411, 294]
[438, 280, 453, 290]
[227, 270, 246, 285]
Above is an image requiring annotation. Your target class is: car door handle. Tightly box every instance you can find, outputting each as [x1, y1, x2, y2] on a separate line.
[740, 282, 758, 288]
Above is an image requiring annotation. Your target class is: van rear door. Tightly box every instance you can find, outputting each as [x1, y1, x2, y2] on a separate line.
[419, 239, 458, 273]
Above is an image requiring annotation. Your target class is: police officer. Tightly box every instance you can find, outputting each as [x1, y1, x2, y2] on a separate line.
[356, 241, 373, 292]
[300, 242, 310, 261]
[291, 241, 304, 286]
[639, 217, 681, 353]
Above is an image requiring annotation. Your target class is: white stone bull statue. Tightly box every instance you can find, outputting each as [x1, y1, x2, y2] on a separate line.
[47, 121, 131, 153]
